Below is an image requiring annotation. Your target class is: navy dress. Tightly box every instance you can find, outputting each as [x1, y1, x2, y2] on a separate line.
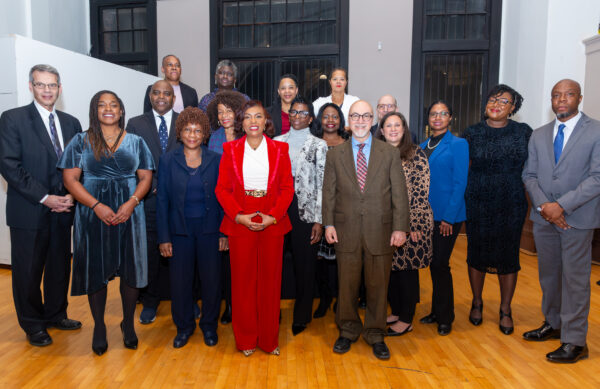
[58, 132, 155, 295]
[463, 120, 532, 274]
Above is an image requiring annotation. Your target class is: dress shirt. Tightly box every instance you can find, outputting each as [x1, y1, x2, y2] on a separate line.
[351, 134, 372, 170]
[243, 136, 269, 191]
[553, 111, 582, 151]
[153, 109, 173, 134]
[172, 84, 184, 113]
[34, 100, 64, 204]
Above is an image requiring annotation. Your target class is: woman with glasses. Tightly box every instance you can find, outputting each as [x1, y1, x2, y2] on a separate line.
[463, 85, 532, 335]
[198, 59, 249, 115]
[419, 100, 469, 336]
[312, 67, 359, 124]
[267, 74, 299, 137]
[274, 96, 328, 335]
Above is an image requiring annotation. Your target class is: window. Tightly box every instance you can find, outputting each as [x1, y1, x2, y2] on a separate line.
[409, 0, 502, 140]
[210, 0, 349, 107]
[90, 0, 158, 75]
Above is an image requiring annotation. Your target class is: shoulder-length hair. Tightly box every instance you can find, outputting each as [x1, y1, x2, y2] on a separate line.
[379, 111, 414, 160]
[234, 100, 275, 139]
[206, 90, 247, 130]
[86, 90, 125, 160]
[312, 102, 348, 139]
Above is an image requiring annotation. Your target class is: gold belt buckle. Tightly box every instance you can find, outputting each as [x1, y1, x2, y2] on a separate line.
[245, 189, 266, 197]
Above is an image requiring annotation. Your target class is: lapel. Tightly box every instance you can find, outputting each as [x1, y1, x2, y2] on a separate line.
[199, 145, 215, 176]
[542, 122, 556, 167]
[556, 114, 588, 166]
[174, 144, 214, 175]
[428, 130, 452, 166]
[166, 111, 179, 151]
[27, 103, 58, 161]
[230, 136, 246, 188]
[340, 140, 361, 192]
[143, 111, 163, 154]
[363, 139, 384, 193]
[55, 111, 73, 142]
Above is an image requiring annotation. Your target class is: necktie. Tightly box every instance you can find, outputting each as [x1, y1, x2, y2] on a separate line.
[158, 115, 168, 153]
[48, 113, 63, 158]
[356, 143, 367, 192]
[554, 123, 565, 164]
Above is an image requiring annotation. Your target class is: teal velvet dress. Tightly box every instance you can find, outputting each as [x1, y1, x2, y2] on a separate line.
[58, 132, 155, 296]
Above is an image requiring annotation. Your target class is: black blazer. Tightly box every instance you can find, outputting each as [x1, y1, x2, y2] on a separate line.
[143, 81, 199, 113]
[0, 102, 82, 229]
[125, 111, 179, 227]
[156, 144, 223, 243]
[267, 103, 283, 137]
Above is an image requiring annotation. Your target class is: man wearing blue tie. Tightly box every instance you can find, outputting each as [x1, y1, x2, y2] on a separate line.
[522, 79, 600, 363]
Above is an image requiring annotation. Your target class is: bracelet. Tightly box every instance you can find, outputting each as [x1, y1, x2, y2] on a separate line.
[130, 195, 140, 205]
[91, 201, 100, 210]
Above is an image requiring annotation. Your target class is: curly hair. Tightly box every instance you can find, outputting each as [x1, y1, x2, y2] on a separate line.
[87, 90, 125, 160]
[206, 90, 247, 130]
[175, 107, 211, 144]
[313, 102, 348, 139]
[483, 84, 524, 119]
[378, 111, 414, 160]
[234, 100, 275, 139]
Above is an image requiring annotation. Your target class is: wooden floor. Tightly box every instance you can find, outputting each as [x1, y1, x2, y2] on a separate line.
[1, 236, 600, 388]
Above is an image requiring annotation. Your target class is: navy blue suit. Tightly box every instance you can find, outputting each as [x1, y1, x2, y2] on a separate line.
[156, 144, 223, 334]
[420, 131, 468, 325]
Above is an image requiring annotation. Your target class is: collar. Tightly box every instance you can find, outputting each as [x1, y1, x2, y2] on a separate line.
[33, 99, 57, 119]
[555, 111, 582, 131]
[352, 133, 372, 148]
[153, 109, 173, 122]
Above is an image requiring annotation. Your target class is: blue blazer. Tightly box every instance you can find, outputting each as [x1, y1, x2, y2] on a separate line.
[156, 144, 223, 243]
[420, 131, 469, 223]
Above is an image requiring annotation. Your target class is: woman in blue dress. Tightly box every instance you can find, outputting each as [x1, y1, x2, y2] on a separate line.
[59, 91, 154, 356]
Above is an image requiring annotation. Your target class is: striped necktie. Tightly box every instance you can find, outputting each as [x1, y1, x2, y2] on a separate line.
[48, 113, 63, 158]
[356, 143, 367, 192]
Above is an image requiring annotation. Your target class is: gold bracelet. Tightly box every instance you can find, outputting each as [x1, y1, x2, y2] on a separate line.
[130, 195, 140, 205]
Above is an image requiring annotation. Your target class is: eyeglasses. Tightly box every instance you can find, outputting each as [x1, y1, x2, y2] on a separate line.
[487, 97, 512, 106]
[377, 104, 397, 111]
[32, 82, 59, 90]
[349, 113, 373, 122]
[164, 63, 181, 69]
[428, 111, 450, 118]
[289, 110, 310, 118]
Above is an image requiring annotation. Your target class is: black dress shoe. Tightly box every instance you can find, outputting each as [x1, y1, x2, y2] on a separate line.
[499, 308, 514, 335]
[333, 336, 355, 354]
[358, 298, 367, 309]
[27, 330, 52, 347]
[47, 318, 82, 330]
[468, 302, 483, 326]
[220, 304, 232, 324]
[386, 325, 412, 337]
[437, 323, 452, 336]
[546, 343, 588, 363]
[597, 280, 600, 286]
[292, 323, 307, 336]
[419, 313, 437, 324]
[313, 299, 332, 318]
[203, 331, 218, 346]
[372, 342, 390, 360]
[522, 321, 560, 341]
[173, 332, 192, 348]
[120, 321, 138, 350]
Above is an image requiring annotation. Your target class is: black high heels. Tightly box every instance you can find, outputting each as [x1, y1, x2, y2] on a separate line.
[499, 308, 514, 335]
[469, 301, 483, 326]
[120, 321, 138, 349]
[92, 325, 107, 356]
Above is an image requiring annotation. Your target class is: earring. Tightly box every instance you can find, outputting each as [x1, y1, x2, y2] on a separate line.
[217, 120, 221, 126]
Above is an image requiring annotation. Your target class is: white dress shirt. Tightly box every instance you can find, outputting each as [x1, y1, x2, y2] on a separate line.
[153, 109, 173, 134]
[172, 84, 184, 113]
[553, 111, 582, 151]
[243, 136, 269, 191]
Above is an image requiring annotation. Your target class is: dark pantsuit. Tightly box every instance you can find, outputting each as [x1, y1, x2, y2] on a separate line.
[10, 214, 72, 334]
[429, 221, 462, 325]
[288, 194, 318, 325]
[220, 250, 232, 308]
[316, 259, 337, 303]
[533, 223, 593, 346]
[388, 269, 420, 323]
[170, 218, 221, 335]
[336, 235, 393, 345]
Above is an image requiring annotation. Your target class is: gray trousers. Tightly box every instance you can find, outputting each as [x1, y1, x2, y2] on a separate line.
[533, 222, 593, 346]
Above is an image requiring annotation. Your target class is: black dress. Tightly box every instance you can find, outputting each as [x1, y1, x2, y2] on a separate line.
[463, 120, 532, 274]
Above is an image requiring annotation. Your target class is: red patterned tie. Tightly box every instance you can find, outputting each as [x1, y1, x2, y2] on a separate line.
[356, 143, 367, 192]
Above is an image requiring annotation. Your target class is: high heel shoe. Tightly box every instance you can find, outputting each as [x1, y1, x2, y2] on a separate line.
[92, 325, 108, 356]
[499, 308, 514, 335]
[469, 301, 483, 326]
[242, 348, 255, 357]
[120, 321, 138, 349]
[269, 347, 280, 356]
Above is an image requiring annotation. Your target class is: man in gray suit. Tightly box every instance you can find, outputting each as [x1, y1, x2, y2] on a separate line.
[522, 79, 600, 363]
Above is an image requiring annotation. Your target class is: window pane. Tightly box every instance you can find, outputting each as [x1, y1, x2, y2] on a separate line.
[447, 15, 465, 39]
[321, 0, 336, 19]
[287, 23, 302, 45]
[466, 14, 486, 39]
[119, 31, 133, 52]
[320, 21, 336, 44]
[447, 0, 465, 13]
[102, 8, 117, 31]
[271, 24, 286, 46]
[255, 24, 270, 47]
[103, 32, 118, 53]
[118, 8, 132, 30]
[287, 0, 302, 21]
[271, 0, 286, 22]
[255, 0, 270, 23]
[425, 0, 444, 14]
[239, 25, 252, 48]
[304, 0, 319, 21]
[467, 0, 486, 13]
[223, 2, 238, 25]
[303, 22, 319, 45]
[133, 7, 146, 29]
[123, 63, 149, 73]
[239, 1, 253, 24]
[425, 15, 445, 39]
[223, 26, 238, 48]
[134, 31, 146, 52]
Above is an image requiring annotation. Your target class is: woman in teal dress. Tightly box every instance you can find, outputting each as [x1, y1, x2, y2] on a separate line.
[59, 90, 154, 356]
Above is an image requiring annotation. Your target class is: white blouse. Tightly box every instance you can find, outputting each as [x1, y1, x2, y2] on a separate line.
[312, 93, 360, 124]
[243, 136, 269, 190]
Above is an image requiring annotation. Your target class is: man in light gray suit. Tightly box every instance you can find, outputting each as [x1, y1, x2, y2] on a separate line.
[522, 79, 600, 363]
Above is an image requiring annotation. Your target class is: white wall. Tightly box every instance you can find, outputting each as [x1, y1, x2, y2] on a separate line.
[583, 35, 600, 119]
[500, 0, 600, 128]
[157, 0, 211, 98]
[348, 0, 414, 121]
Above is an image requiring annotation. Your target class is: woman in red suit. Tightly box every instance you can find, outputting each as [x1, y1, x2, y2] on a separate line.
[215, 100, 294, 356]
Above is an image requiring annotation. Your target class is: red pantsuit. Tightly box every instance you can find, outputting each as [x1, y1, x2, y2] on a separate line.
[216, 136, 293, 352]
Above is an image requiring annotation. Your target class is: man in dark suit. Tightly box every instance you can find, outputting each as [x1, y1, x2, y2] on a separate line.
[322, 100, 409, 360]
[143, 54, 198, 113]
[522, 79, 600, 363]
[0, 64, 82, 346]
[127, 80, 180, 324]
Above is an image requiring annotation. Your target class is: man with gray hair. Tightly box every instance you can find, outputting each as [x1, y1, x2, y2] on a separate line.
[143, 54, 198, 113]
[0, 64, 82, 346]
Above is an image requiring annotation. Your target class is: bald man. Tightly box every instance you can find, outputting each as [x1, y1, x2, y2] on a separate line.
[128, 80, 180, 323]
[143, 55, 198, 113]
[522, 79, 600, 363]
[371, 94, 417, 142]
[322, 100, 409, 360]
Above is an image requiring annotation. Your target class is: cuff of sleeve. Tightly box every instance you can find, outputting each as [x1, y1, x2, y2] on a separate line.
[39, 194, 49, 204]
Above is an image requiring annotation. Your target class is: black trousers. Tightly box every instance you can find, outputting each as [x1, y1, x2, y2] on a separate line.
[10, 215, 72, 334]
[288, 194, 318, 325]
[139, 228, 169, 309]
[428, 221, 462, 325]
[315, 258, 337, 303]
[387, 269, 420, 323]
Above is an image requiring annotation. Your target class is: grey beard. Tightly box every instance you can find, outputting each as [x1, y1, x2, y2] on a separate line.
[557, 110, 577, 119]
